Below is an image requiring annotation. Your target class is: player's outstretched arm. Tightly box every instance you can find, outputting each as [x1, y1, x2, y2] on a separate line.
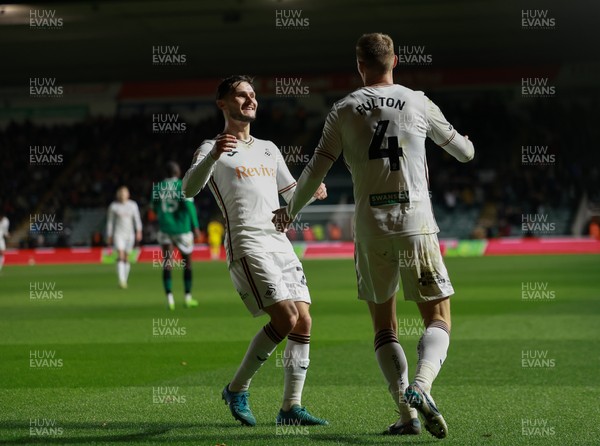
[426, 98, 475, 163]
[272, 106, 341, 232]
[182, 135, 236, 198]
[272, 154, 334, 233]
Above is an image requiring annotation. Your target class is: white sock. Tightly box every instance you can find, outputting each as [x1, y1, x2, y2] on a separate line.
[117, 261, 125, 283]
[374, 328, 417, 422]
[124, 262, 131, 281]
[415, 320, 450, 393]
[230, 322, 283, 392]
[282, 334, 310, 411]
[167, 293, 175, 306]
[185, 293, 193, 303]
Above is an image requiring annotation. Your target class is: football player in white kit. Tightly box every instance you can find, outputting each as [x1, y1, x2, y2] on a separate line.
[182, 75, 328, 427]
[106, 186, 142, 288]
[0, 213, 9, 272]
[273, 33, 475, 439]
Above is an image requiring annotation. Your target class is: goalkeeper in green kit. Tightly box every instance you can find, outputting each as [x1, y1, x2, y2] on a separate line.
[152, 161, 201, 310]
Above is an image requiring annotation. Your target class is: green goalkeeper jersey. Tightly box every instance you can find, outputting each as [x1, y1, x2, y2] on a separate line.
[152, 177, 199, 235]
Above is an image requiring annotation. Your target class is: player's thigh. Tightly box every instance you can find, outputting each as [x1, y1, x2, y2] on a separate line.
[113, 234, 133, 253]
[278, 250, 311, 306]
[229, 252, 292, 318]
[398, 233, 454, 303]
[172, 232, 194, 256]
[157, 232, 174, 253]
[354, 238, 401, 304]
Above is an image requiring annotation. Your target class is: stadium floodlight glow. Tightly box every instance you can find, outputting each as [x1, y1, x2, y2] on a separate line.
[0, 4, 33, 25]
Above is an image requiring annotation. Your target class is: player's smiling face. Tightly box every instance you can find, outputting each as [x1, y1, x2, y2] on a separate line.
[223, 81, 257, 123]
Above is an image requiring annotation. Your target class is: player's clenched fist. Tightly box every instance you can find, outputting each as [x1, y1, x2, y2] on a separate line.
[313, 183, 327, 200]
[210, 133, 238, 160]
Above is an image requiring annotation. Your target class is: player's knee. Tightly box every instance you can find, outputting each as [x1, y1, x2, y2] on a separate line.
[295, 311, 312, 333]
[278, 305, 300, 334]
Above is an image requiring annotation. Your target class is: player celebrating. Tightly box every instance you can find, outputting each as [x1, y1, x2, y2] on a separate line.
[182, 75, 328, 427]
[106, 186, 142, 288]
[152, 161, 201, 310]
[273, 33, 474, 438]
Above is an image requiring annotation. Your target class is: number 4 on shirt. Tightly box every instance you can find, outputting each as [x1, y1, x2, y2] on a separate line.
[368, 120, 402, 171]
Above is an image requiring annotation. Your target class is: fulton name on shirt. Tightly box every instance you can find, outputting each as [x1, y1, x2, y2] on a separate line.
[355, 96, 406, 115]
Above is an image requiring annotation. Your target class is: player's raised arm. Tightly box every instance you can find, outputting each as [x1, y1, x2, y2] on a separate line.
[182, 137, 232, 198]
[425, 98, 475, 163]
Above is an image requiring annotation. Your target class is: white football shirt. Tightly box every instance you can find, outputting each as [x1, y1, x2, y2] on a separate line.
[183, 136, 298, 263]
[106, 200, 142, 238]
[287, 84, 474, 240]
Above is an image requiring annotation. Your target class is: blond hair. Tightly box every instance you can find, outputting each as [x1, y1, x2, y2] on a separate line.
[356, 33, 395, 74]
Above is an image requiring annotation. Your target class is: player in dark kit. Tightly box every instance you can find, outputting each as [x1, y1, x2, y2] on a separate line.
[152, 161, 201, 310]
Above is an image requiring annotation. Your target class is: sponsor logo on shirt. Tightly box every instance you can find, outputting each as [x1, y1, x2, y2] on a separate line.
[369, 190, 432, 206]
[235, 164, 276, 179]
[369, 191, 410, 206]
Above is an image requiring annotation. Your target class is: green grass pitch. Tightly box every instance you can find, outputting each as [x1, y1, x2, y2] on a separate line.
[0, 254, 599, 445]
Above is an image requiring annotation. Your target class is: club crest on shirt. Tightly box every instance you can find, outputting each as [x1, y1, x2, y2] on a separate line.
[264, 284, 277, 299]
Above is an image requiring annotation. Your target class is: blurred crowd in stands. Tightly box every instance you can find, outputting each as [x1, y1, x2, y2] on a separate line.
[1, 90, 598, 247]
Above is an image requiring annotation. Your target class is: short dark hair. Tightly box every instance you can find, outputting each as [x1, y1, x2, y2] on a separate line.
[216, 75, 254, 100]
[165, 161, 180, 178]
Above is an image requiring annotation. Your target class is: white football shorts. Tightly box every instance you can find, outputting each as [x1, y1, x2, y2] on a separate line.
[354, 233, 454, 303]
[229, 248, 311, 317]
[113, 233, 134, 252]
[157, 231, 194, 255]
